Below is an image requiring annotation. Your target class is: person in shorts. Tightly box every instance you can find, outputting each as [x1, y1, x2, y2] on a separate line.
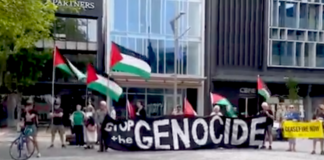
[20, 100, 41, 158]
[284, 105, 300, 152]
[259, 102, 274, 150]
[49, 101, 65, 148]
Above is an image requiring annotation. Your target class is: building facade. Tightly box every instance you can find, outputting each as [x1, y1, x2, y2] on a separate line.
[105, 0, 205, 117]
[205, 0, 324, 119]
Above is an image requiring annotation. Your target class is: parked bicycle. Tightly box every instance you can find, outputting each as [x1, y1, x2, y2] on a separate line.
[9, 128, 36, 160]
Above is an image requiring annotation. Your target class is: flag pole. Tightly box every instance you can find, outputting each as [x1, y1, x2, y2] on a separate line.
[85, 87, 88, 106]
[51, 46, 56, 124]
[257, 75, 260, 113]
[245, 98, 248, 118]
[105, 0, 111, 110]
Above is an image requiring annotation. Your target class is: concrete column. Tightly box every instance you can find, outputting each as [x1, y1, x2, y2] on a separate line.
[197, 84, 204, 116]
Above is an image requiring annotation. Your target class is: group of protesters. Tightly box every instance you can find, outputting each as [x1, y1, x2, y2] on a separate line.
[260, 102, 324, 155]
[19, 97, 324, 158]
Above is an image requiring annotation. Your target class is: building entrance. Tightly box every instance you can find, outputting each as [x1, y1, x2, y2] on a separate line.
[238, 98, 258, 117]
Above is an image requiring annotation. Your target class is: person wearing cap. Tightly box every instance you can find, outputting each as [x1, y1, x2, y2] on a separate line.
[49, 101, 65, 148]
[284, 105, 300, 152]
[95, 101, 108, 152]
[20, 99, 41, 157]
[259, 102, 274, 150]
[171, 105, 183, 116]
[210, 105, 223, 116]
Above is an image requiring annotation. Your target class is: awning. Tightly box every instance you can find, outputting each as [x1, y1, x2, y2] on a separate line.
[111, 72, 206, 88]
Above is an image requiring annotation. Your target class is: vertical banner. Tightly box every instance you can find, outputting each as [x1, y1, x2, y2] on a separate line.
[102, 116, 267, 151]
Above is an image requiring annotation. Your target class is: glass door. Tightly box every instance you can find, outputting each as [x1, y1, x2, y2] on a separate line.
[164, 95, 182, 115]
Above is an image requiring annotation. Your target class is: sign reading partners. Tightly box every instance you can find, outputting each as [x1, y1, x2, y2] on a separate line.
[102, 115, 268, 151]
[283, 121, 324, 138]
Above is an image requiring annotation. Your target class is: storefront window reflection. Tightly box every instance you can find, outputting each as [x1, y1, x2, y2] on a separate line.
[112, 88, 185, 118]
[54, 17, 97, 42]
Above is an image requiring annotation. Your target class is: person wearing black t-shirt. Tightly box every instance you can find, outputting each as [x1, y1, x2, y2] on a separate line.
[20, 100, 41, 158]
[49, 101, 65, 148]
[259, 102, 274, 150]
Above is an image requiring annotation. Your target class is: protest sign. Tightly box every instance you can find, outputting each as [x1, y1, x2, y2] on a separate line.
[102, 115, 268, 151]
[283, 121, 323, 138]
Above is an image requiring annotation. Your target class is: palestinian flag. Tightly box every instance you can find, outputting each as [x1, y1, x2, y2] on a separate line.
[210, 93, 237, 118]
[86, 64, 123, 101]
[183, 98, 197, 116]
[110, 42, 151, 79]
[53, 47, 86, 80]
[126, 100, 136, 119]
[257, 75, 271, 100]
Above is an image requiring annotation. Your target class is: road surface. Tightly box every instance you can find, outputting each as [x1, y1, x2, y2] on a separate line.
[0, 130, 322, 160]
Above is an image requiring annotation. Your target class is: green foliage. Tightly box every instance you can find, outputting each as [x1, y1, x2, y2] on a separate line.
[4, 49, 51, 93]
[0, 0, 57, 50]
[285, 77, 299, 104]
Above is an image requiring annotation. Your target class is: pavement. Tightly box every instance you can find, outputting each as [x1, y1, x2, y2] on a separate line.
[0, 128, 324, 160]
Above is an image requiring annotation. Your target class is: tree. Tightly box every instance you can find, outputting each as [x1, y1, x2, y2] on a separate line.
[5, 48, 52, 93]
[285, 77, 300, 105]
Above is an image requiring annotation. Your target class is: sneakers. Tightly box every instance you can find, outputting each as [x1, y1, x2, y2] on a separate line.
[62, 144, 66, 148]
[48, 144, 54, 148]
[36, 153, 41, 158]
[311, 151, 315, 154]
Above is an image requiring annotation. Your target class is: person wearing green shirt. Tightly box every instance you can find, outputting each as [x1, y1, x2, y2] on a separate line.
[71, 104, 86, 146]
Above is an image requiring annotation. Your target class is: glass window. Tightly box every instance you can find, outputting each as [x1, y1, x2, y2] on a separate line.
[308, 4, 320, 30]
[157, 39, 165, 74]
[179, 41, 187, 74]
[140, 0, 148, 33]
[148, 39, 158, 73]
[165, 0, 176, 35]
[113, 0, 127, 32]
[87, 19, 97, 42]
[55, 18, 87, 42]
[278, 1, 285, 27]
[147, 95, 164, 117]
[187, 41, 200, 75]
[271, 0, 278, 27]
[54, 17, 66, 40]
[285, 42, 294, 66]
[135, 38, 145, 55]
[128, 0, 140, 33]
[271, 41, 285, 65]
[128, 88, 146, 94]
[296, 42, 303, 66]
[165, 40, 175, 74]
[300, 3, 308, 29]
[285, 2, 297, 28]
[128, 37, 136, 51]
[150, 0, 162, 34]
[188, 1, 200, 37]
[316, 43, 324, 67]
[305, 43, 309, 67]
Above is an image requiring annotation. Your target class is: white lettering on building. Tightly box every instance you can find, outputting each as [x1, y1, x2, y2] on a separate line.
[239, 88, 256, 94]
[53, 0, 95, 9]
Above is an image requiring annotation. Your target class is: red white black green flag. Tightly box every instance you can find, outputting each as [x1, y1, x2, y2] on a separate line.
[257, 75, 271, 100]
